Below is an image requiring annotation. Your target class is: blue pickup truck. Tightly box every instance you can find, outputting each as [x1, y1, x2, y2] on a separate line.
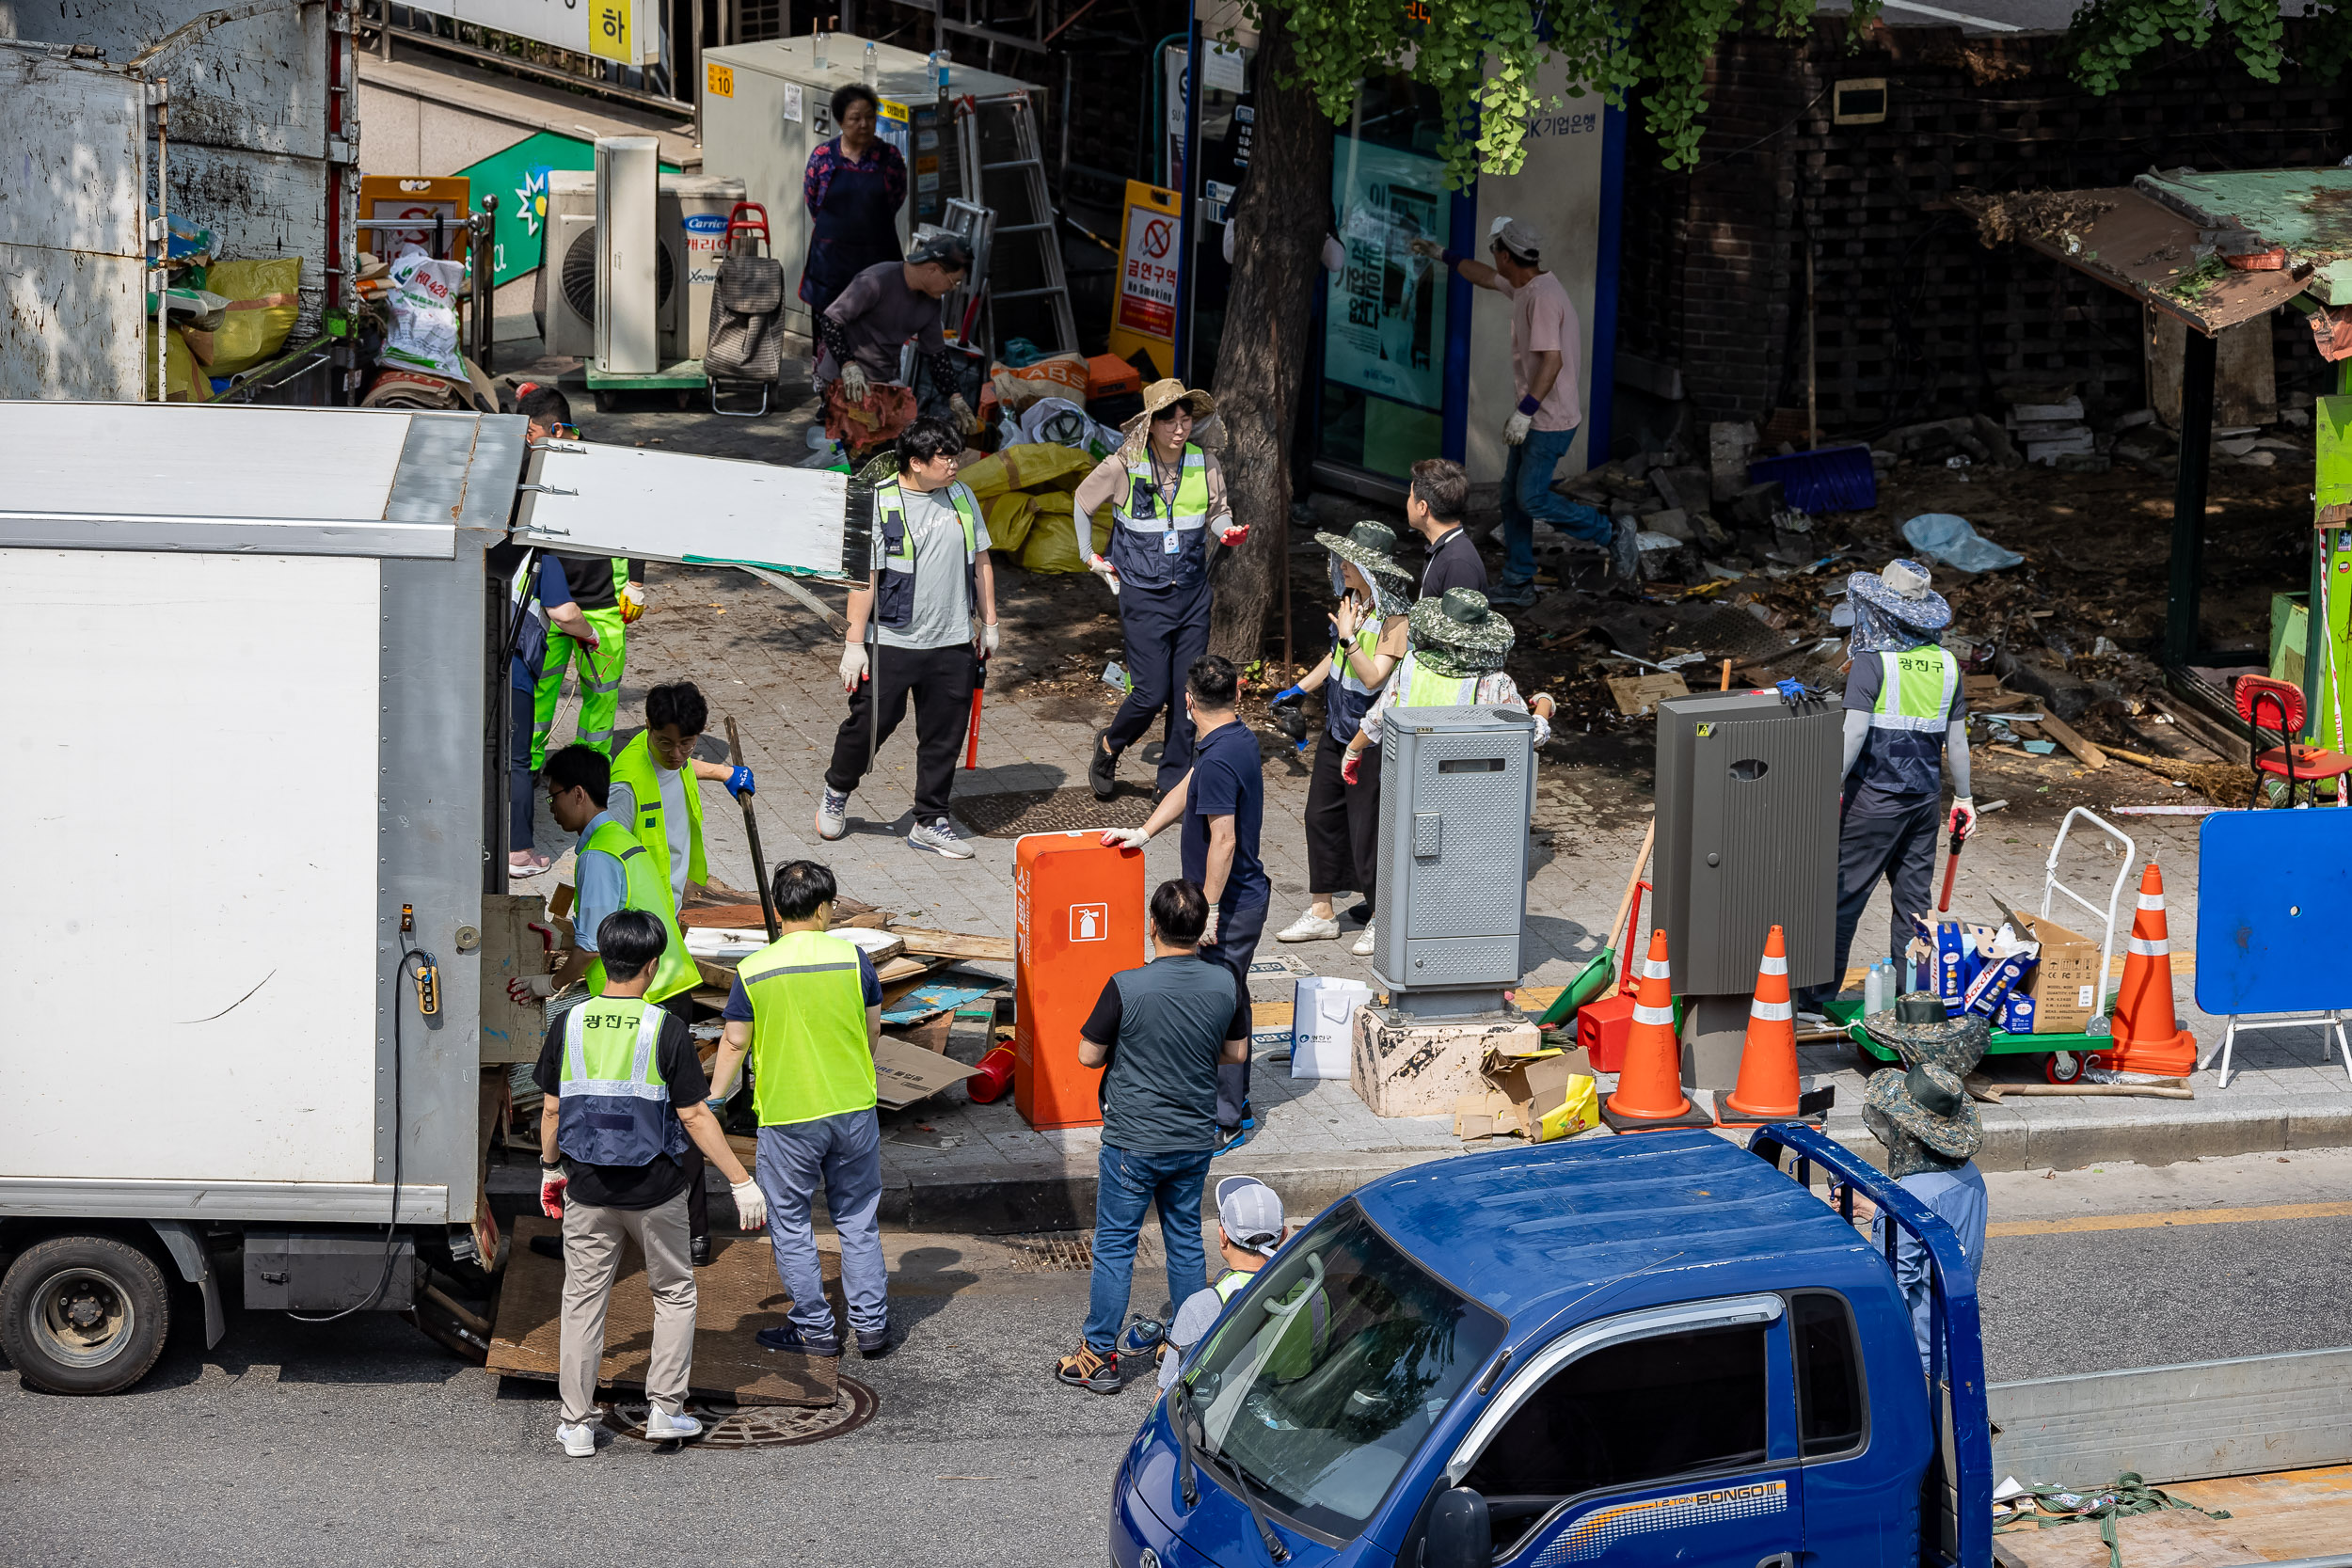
[1109, 1125, 1990, 1568]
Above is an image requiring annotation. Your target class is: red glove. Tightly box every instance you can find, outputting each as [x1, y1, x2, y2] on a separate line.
[539, 1166, 567, 1220]
[1342, 750, 1363, 785]
[1217, 522, 1249, 547]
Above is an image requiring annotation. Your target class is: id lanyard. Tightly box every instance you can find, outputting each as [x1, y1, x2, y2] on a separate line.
[1131, 462, 1184, 555]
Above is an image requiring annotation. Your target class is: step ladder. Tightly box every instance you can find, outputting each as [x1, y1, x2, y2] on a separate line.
[956, 94, 1077, 357]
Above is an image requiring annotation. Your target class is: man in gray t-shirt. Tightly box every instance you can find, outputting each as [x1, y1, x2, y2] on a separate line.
[818, 417, 999, 860]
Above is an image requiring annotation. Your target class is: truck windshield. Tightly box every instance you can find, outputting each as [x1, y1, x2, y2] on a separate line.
[1184, 1202, 1504, 1539]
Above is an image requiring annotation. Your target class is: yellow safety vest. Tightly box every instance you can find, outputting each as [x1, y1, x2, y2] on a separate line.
[579, 818, 700, 1004]
[739, 928, 877, 1125]
[608, 730, 707, 898]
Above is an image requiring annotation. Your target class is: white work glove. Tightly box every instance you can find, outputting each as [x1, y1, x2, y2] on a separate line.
[1099, 826, 1152, 851]
[1408, 236, 1445, 261]
[539, 1165, 568, 1220]
[507, 973, 557, 1005]
[1201, 905, 1221, 947]
[947, 393, 975, 432]
[839, 641, 869, 691]
[836, 361, 871, 404]
[1502, 410, 1534, 446]
[1088, 553, 1121, 597]
[617, 580, 646, 624]
[730, 1178, 767, 1232]
[1950, 796, 1977, 835]
[980, 622, 1000, 655]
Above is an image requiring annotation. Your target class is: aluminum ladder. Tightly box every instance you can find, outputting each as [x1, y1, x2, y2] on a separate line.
[956, 93, 1077, 356]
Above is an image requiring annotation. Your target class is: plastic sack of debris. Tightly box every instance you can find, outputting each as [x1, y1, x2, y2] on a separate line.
[1016, 396, 1119, 458]
[203, 258, 304, 379]
[377, 252, 469, 382]
[1900, 513, 2025, 574]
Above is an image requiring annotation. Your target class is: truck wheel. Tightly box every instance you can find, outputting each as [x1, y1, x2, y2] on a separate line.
[0, 1235, 172, 1395]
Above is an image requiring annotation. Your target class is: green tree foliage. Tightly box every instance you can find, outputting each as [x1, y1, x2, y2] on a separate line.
[2069, 0, 2352, 93]
[1235, 0, 1883, 182]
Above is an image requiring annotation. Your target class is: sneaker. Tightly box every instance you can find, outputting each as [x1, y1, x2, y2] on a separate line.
[1089, 729, 1120, 800]
[1486, 580, 1539, 609]
[816, 786, 849, 841]
[1276, 910, 1341, 943]
[756, 1323, 843, 1358]
[1609, 516, 1641, 581]
[908, 816, 975, 859]
[644, 1406, 704, 1442]
[558, 1420, 597, 1457]
[1352, 923, 1376, 958]
[856, 1323, 897, 1358]
[1055, 1344, 1120, 1394]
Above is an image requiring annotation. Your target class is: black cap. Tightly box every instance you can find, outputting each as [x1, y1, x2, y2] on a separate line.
[909, 231, 974, 271]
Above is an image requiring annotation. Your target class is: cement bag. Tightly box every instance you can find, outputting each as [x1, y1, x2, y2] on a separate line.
[1016, 494, 1099, 575]
[989, 351, 1088, 412]
[1293, 977, 1371, 1079]
[983, 491, 1041, 555]
[203, 258, 303, 377]
[377, 253, 469, 381]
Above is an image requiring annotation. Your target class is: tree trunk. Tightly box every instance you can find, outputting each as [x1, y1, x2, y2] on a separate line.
[1206, 16, 1332, 672]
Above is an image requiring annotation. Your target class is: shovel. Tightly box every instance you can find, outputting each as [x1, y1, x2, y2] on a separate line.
[725, 716, 781, 942]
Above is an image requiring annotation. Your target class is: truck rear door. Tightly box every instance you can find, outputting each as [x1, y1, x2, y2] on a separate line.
[1445, 1295, 1804, 1567]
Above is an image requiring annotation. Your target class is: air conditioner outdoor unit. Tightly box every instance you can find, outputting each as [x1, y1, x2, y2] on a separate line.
[533, 168, 747, 364]
[596, 136, 661, 374]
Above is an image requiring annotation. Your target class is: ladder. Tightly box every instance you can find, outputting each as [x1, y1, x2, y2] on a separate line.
[956, 93, 1077, 356]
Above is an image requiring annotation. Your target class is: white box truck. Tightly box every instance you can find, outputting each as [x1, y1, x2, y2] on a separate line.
[0, 399, 859, 1392]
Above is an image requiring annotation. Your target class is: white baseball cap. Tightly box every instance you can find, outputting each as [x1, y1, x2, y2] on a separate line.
[1488, 215, 1543, 261]
[1216, 1176, 1285, 1258]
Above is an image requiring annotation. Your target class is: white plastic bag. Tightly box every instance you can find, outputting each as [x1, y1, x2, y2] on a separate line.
[378, 253, 469, 382]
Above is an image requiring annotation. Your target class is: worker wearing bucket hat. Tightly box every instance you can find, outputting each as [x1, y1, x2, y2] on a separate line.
[1072, 378, 1248, 798]
[1412, 218, 1633, 603]
[1797, 558, 1975, 1024]
[1836, 1059, 1987, 1375]
[1339, 589, 1556, 955]
[1269, 523, 1414, 952]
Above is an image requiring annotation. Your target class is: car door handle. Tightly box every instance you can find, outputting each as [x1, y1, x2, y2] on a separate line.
[1757, 1555, 1794, 1568]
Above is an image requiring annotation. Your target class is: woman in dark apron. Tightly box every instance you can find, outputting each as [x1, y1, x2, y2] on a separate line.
[801, 84, 909, 320]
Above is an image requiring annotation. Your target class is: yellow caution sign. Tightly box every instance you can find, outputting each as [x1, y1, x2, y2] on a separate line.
[707, 61, 735, 99]
[1107, 181, 1183, 378]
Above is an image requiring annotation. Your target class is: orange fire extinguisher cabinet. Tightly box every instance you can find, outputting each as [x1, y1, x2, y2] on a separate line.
[1014, 832, 1147, 1130]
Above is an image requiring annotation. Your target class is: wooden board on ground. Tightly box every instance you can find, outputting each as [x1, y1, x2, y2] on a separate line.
[889, 1014, 953, 1054]
[2171, 1464, 2352, 1560]
[486, 1214, 837, 1407]
[1994, 1508, 2259, 1566]
[890, 927, 1016, 963]
[877, 955, 938, 989]
[2039, 713, 2109, 769]
[1606, 672, 1690, 715]
[480, 892, 555, 1064]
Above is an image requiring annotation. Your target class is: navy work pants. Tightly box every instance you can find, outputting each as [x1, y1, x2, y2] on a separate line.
[1801, 796, 1941, 1009]
[1200, 896, 1268, 1129]
[1104, 578, 1213, 793]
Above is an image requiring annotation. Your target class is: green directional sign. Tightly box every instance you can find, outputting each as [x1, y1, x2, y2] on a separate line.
[456, 130, 680, 289]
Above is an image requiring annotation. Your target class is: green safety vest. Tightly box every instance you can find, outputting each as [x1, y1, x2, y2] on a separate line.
[1402, 652, 1478, 708]
[1110, 445, 1211, 531]
[579, 818, 700, 1004]
[1213, 1269, 1329, 1380]
[1867, 645, 1961, 797]
[873, 477, 982, 631]
[608, 730, 707, 898]
[738, 928, 876, 1126]
[554, 993, 689, 1165]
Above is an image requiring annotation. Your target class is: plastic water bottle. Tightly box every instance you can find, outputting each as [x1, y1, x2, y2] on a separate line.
[931, 47, 950, 95]
[812, 24, 828, 70]
[863, 39, 879, 88]
[1864, 960, 1886, 1016]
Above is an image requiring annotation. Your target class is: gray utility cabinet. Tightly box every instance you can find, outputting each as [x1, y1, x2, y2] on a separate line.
[1653, 689, 1840, 996]
[1371, 705, 1538, 1014]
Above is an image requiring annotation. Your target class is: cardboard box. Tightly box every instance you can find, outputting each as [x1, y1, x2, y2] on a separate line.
[2017, 913, 2102, 1033]
[1353, 1008, 1539, 1118]
[1454, 1047, 1599, 1142]
[872, 1036, 980, 1110]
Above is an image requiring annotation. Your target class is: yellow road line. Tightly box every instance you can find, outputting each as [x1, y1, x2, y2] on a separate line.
[1989, 1200, 2352, 1238]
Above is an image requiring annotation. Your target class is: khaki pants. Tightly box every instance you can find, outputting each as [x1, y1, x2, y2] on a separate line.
[560, 1189, 696, 1425]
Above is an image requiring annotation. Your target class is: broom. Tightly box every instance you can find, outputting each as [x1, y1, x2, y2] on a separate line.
[2102, 747, 2254, 810]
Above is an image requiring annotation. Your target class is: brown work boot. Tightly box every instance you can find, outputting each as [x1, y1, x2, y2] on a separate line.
[1054, 1343, 1120, 1394]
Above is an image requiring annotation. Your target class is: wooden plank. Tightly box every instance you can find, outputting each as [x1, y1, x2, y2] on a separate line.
[889, 927, 1016, 963]
[2171, 1465, 2352, 1557]
[479, 893, 556, 1065]
[1993, 1508, 2261, 1568]
[2038, 713, 2109, 769]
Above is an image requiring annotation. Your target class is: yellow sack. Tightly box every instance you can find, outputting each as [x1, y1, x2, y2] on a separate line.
[984, 491, 1040, 555]
[955, 451, 1014, 501]
[994, 440, 1099, 492]
[159, 327, 211, 403]
[203, 257, 303, 377]
[1018, 494, 1104, 575]
[1537, 1073, 1600, 1143]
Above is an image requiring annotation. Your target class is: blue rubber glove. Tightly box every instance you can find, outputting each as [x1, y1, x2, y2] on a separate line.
[726, 765, 755, 797]
[1271, 685, 1306, 706]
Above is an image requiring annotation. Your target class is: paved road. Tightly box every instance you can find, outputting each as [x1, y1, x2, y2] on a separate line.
[4, 1148, 2346, 1565]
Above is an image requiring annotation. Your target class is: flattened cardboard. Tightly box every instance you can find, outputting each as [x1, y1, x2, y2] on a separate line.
[873, 1035, 980, 1109]
[1455, 1047, 1599, 1141]
[1607, 672, 1692, 716]
[479, 893, 554, 1065]
[2018, 913, 2102, 1033]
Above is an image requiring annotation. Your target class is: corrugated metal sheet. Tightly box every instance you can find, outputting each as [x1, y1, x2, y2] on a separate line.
[1990, 1347, 2352, 1487]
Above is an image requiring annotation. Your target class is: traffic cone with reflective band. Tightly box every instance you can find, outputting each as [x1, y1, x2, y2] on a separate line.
[2106, 862, 2198, 1076]
[1601, 930, 1714, 1132]
[1719, 926, 1814, 1125]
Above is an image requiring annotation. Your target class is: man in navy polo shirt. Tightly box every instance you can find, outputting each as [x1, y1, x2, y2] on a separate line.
[1103, 654, 1268, 1133]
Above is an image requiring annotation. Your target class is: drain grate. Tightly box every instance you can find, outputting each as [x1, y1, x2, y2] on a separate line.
[603, 1376, 879, 1449]
[1007, 1230, 1164, 1273]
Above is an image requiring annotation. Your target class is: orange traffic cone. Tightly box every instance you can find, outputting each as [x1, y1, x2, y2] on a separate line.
[2106, 862, 2199, 1076]
[1602, 930, 1712, 1132]
[1718, 926, 1812, 1124]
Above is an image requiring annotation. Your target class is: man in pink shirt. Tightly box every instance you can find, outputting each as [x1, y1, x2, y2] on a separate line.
[1416, 218, 1634, 603]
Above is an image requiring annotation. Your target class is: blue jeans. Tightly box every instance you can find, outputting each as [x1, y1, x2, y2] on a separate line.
[1082, 1144, 1214, 1354]
[1500, 424, 1612, 584]
[757, 1110, 889, 1339]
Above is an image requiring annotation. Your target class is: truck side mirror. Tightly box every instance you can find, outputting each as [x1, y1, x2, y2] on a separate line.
[1426, 1486, 1491, 1568]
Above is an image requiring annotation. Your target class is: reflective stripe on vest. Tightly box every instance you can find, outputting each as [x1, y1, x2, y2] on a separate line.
[1109, 446, 1210, 534]
[1403, 654, 1478, 708]
[608, 731, 707, 896]
[1870, 647, 1960, 733]
[555, 997, 688, 1166]
[740, 928, 877, 1125]
[1336, 623, 1385, 696]
[579, 819, 700, 1004]
[873, 477, 981, 631]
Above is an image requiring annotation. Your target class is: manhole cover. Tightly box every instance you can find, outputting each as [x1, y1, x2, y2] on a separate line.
[603, 1376, 879, 1449]
[956, 784, 1154, 839]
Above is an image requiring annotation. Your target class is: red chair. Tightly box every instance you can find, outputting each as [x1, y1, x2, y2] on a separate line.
[2235, 674, 2352, 806]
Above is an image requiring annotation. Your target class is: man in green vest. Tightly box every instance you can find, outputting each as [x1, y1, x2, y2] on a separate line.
[1797, 560, 1975, 1023]
[533, 909, 763, 1457]
[517, 387, 644, 767]
[706, 860, 894, 1359]
[510, 744, 715, 1259]
[609, 681, 756, 913]
[1152, 1176, 1328, 1393]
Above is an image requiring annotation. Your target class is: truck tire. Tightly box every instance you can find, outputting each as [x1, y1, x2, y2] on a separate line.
[0, 1235, 172, 1395]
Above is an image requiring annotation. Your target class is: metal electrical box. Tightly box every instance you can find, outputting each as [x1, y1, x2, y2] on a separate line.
[1653, 689, 1840, 996]
[244, 1229, 418, 1313]
[1371, 706, 1537, 1015]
